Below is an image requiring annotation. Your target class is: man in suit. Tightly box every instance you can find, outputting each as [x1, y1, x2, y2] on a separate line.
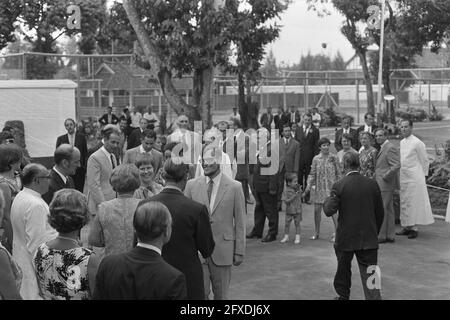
[148, 159, 215, 300]
[274, 106, 289, 136]
[247, 148, 279, 242]
[334, 117, 358, 152]
[324, 152, 384, 300]
[278, 124, 300, 211]
[42, 144, 79, 204]
[355, 113, 378, 150]
[123, 129, 164, 173]
[295, 113, 320, 202]
[127, 117, 149, 150]
[86, 125, 120, 216]
[98, 106, 119, 126]
[184, 146, 246, 300]
[374, 129, 400, 243]
[287, 105, 301, 127]
[56, 118, 88, 193]
[93, 201, 187, 300]
[259, 106, 273, 131]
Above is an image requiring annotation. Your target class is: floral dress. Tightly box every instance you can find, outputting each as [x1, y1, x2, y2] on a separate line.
[359, 146, 378, 178]
[307, 153, 341, 204]
[34, 243, 93, 300]
[134, 183, 164, 200]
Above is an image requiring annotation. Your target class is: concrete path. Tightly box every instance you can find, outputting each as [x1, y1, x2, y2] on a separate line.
[229, 202, 450, 300]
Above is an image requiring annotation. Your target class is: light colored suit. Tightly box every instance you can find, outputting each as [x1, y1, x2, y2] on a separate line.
[123, 146, 164, 174]
[184, 174, 246, 300]
[86, 148, 116, 216]
[374, 140, 400, 240]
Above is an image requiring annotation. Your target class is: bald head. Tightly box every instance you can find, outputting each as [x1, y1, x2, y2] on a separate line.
[22, 163, 51, 195]
[54, 144, 81, 176]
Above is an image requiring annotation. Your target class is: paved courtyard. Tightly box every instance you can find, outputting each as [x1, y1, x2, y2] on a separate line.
[229, 202, 450, 300]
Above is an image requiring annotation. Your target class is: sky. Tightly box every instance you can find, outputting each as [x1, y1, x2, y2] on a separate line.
[267, 0, 355, 66]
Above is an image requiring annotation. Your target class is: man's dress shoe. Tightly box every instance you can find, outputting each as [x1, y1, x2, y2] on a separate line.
[261, 235, 276, 243]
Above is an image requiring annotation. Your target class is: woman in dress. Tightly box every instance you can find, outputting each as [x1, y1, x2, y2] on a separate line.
[0, 191, 22, 299]
[0, 144, 23, 253]
[336, 133, 358, 173]
[359, 131, 378, 178]
[88, 164, 141, 256]
[134, 154, 164, 199]
[303, 137, 340, 240]
[83, 123, 102, 159]
[34, 189, 99, 300]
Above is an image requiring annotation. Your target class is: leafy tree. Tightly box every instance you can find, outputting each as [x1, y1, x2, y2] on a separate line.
[332, 51, 346, 70]
[261, 49, 279, 77]
[0, 1, 22, 51]
[18, 0, 107, 78]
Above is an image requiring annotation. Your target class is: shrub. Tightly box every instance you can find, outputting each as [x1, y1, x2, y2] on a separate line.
[429, 104, 444, 121]
[395, 107, 428, 122]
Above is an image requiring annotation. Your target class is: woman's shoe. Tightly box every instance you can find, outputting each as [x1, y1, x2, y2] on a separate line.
[280, 235, 289, 243]
[294, 235, 301, 244]
[310, 234, 319, 240]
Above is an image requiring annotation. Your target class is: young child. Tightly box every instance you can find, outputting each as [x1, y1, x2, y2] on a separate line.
[280, 173, 302, 244]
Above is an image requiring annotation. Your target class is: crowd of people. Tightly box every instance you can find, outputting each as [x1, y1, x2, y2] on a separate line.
[0, 103, 438, 300]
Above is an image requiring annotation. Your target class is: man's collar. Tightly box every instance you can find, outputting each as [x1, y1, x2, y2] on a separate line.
[206, 171, 222, 185]
[53, 166, 67, 184]
[346, 170, 360, 176]
[137, 243, 161, 255]
[101, 146, 112, 158]
[164, 185, 183, 193]
[381, 140, 389, 148]
[139, 145, 151, 154]
[23, 187, 43, 198]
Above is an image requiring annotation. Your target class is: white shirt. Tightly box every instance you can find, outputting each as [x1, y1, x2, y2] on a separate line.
[131, 112, 142, 127]
[206, 172, 222, 212]
[343, 128, 350, 134]
[364, 125, 373, 134]
[53, 166, 67, 185]
[67, 130, 76, 146]
[101, 146, 117, 168]
[230, 112, 241, 121]
[137, 242, 161, 255]
[11, 188, 57, 300]
[312, 113, 321, 128]
[139, 145, 152, 154]
[143, 112, 160, 126]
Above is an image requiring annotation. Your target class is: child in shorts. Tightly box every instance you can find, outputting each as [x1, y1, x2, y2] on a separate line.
[280, 173, 302, 244]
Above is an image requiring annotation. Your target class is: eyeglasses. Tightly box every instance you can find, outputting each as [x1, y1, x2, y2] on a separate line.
[5, 139, 15, 144]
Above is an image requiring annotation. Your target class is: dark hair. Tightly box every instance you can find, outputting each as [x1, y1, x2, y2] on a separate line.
[285, 172, 297, 184]
[164, 141, 179, 153]
[48, 189, 89, 233]
[375, 128, 387, 136]
[2, 126, 14, 133]
[341, 133, 354, 143]
[162, 158, 188, 183]
[21, 163, 49, 186]
[364, 113, 374, 120]
[135, 154, 155, 170]
[142, 129, 157, 140]
[343, 152, 360, 170]
[133, 201, 171, 242]
[64, 118, 76, 126]
[0, 144, 22, 173]
[0, 131, 14, 144]
[123, 108, 129, 113]
[304, 113, 312, 120]
[318, 137, 331, 147]
[101, 125, 120, 140]
[54, 144, 76, 165]
[401, 119, 413, 127]
[119, 116, 127, 122]
[282, 123, 291, 130]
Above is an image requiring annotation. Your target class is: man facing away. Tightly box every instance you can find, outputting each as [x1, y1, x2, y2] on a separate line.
[184, 145, 246, 300]
[93, 201, 187, 300]
[11, 164, 58, 300]
[56, 118, 88, 193]
[148, 159, 215, 300]
[374, 129, 400, 243]
[396, 119, 434, 239]
[42, 144, 79, 204]
[323, 152, 383, 300]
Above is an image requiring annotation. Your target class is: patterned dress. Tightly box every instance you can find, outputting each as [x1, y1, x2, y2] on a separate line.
[133, 183, 164, 200]
[34, 243, 93, 300]
[359, 146, 378, 178]
[307, 153, 341, 204]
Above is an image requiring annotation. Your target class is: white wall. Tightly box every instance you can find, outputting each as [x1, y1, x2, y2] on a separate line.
[0, 80, 77, 158]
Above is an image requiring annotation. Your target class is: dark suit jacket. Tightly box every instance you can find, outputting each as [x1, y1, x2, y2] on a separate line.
[323, 172, 384, 251]
[253, 162, 278, 194]
[223, 132, 249, 181]
[260, 112, 273, 130]
[93, 247, 187, 300]
[287, 111, 301, 126]
[42, 168, 75, 204]
[98, 113, 119, 126]
[127, 128, 143, 150]
[294, 125, 320, 165]
[148, 189, 215, 300]
[56, 132, 88, 168]
[279, 137, 300, 173]
[334, 128, 358, 152]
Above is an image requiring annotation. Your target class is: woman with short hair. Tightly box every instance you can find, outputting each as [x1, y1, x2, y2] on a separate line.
[34, 189, 99, 300]
[0, 144, 23, 253]
[359, 131, 378, 179]
[88, 164, 141, 256]
[134, 155, 163, 200]
[336, 133, 358, 173]
[303, 137, 340, 241]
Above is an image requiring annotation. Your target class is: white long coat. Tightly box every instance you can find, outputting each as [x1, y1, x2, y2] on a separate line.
[400, 135, 434, 226]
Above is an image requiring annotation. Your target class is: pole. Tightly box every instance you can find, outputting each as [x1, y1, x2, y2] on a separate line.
[76, 57, 81, 121]
[356, 79, 360, 124]
[283, 70, 287, 110]
[377, 0, 386, 123]
[428, 81, 431, 114]
[22, 53, 27, 79]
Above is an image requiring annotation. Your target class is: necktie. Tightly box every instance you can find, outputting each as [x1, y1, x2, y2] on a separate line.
[285, 138, 289, 146]
[110, 154, 116, 169]
[207, 179, 214, 206]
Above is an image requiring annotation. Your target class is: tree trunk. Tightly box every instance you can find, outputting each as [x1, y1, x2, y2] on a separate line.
[193, 67, 213, 128]
[122, 0, 197, 122]
[358, 51, 375, 116]
[237, 72, 248, 128]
